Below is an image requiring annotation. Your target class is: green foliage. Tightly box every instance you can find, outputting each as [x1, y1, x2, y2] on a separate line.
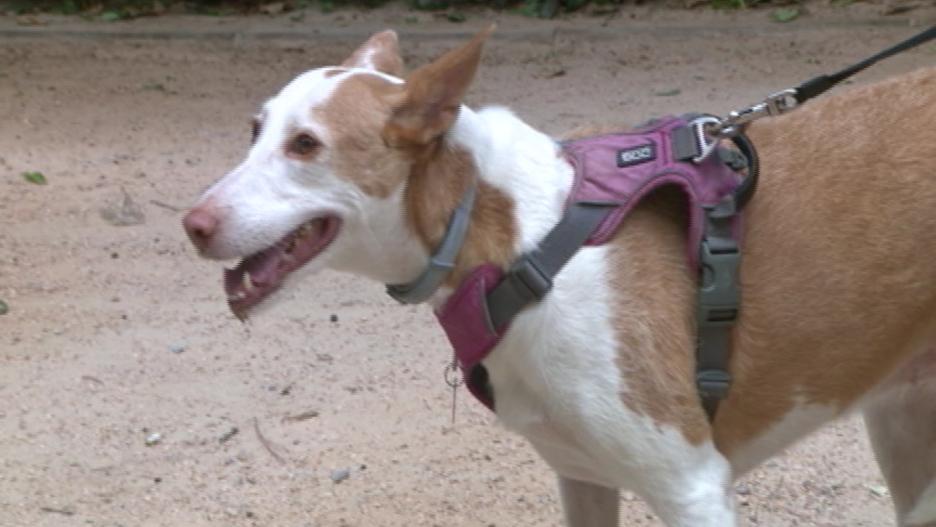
[22, 171, 47, 185]
[771, 5, 799, 21]
[709, 0, 746, 8]
[100, 9, 123, 19]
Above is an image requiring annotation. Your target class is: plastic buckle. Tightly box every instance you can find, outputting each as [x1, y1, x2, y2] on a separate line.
[508, 256, 553, 302]
[698, 236, 740, 327]
[698, 202, 741, 328]
[696, 369, 732, 399]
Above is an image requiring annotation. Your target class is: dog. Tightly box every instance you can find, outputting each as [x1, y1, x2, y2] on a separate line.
[183, 27, 936, 526]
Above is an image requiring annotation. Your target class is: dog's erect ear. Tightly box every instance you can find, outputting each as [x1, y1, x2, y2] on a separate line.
[341, 30, 404, 76]
[382, 24, 494, 148]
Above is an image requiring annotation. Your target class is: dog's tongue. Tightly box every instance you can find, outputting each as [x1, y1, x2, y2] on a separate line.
[222, 217, 335, 320]
[224, 247, 286, 320]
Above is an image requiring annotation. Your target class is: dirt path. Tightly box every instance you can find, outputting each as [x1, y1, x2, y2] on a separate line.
[1, 5, 934, 526]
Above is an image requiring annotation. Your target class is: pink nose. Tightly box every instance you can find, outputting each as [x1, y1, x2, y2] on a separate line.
[183, 207, 219, 251]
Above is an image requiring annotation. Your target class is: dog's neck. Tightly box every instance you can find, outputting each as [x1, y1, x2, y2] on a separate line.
[400, 106, 575, 304]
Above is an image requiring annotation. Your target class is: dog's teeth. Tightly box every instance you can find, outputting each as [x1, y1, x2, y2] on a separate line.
[300, 222, 315, 236]
[243, 274, 255, 292]
[229, 291, 247, 301]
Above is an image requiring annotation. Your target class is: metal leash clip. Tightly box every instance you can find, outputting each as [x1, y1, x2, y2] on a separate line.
[709, 88, 798, 138]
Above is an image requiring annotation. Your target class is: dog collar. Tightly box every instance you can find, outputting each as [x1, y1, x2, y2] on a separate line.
[385, 181, 477, 304]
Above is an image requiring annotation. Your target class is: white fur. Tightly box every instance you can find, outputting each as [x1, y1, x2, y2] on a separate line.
[729, 398, 838, 475]
[448, 108, 736, 526]
[192, 68, 426, 287]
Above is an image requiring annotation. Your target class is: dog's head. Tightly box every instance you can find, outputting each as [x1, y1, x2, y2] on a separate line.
[183, 27, 493, 319]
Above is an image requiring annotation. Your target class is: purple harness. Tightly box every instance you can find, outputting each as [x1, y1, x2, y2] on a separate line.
[435, 115, 752, 415]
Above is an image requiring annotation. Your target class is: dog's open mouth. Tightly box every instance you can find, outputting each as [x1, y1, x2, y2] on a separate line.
[224, 216, 341, 320]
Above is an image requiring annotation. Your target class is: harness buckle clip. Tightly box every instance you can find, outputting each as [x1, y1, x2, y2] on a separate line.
[507, 256, 553, 302]
[698, 236, 741, 327]
[698, 201, 741, 328]
[696, 369, 732, 399]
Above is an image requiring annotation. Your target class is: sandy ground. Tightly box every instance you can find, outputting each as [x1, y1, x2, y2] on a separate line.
[1, 4, 935, 526]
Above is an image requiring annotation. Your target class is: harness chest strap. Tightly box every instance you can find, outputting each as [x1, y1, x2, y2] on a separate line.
[434, 116, 750, 417]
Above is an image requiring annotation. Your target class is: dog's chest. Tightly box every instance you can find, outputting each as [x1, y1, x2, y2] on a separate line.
[478, 248, 666, 489]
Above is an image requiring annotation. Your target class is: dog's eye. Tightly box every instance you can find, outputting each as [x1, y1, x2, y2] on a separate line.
[251, 119, 261, 144]
[287, 133, 321, 159]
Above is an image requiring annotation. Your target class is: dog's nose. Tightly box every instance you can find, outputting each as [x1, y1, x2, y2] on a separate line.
[183, 207, 219, 251]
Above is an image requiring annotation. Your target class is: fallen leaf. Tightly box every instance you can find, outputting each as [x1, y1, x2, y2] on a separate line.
[654, 88, 682, 97]
[99, 188, 145, 226]
[0, 299, 8, 315]
[22, 171, 47, 185]
[100, 10, 122, 21]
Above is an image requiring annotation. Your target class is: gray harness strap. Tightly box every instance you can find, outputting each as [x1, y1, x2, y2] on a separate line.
[696, 198, 741, 420]
[486, 202, 616, 329]
[386, 182, 478, 305]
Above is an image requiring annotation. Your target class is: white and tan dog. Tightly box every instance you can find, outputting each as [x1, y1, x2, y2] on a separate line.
[183, 28, 936, 527]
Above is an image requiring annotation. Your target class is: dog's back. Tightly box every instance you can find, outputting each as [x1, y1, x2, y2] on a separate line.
[717, 66, 936, 523]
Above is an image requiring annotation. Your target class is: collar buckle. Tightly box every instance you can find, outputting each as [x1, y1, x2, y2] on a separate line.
[506, 255, 553, 303]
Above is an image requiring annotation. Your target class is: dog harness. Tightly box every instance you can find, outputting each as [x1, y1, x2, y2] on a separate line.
[433, 115, 756, 417]
[385, 25, 936, 421]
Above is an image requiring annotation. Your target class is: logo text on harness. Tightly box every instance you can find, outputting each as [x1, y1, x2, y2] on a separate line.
[617, 143, 656, 167]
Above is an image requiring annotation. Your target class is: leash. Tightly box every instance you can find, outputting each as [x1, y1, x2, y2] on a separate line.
[709, 25, 936, 139]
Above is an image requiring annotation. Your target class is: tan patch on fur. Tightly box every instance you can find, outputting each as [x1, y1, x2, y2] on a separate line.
[323, 68, 346, 78]
[712, 66, 936, 456]
[564, 122, 711, 444]
[315, 73, 409, 198]
[316, 70, 515, 279]
[561, 124, 631, 142]
[606, 188, 712, 445]
[405, 143, 516, 285]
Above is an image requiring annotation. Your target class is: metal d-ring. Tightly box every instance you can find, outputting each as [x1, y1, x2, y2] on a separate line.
[691, 116, 721, 163]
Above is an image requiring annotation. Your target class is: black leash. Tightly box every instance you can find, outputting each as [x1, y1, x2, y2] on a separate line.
[795, 25, 936, 105]
[710, 25, 936, 138]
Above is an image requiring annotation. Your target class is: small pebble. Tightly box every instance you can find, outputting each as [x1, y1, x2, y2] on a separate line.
[168, 343, 185, 354]
[866, 483, 890, 498]
[329, 314, 338, 323]
[330, 468, 350, 483]
[735, 483, 751, 496]
[145, 432, 162, 446]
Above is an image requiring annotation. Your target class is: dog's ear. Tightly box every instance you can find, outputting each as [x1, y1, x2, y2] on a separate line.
[341, 30, 404, 76]
[382, 24, 494, 148]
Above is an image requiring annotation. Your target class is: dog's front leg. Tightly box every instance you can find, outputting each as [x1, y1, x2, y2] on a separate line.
[559, 476, 619, 527]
